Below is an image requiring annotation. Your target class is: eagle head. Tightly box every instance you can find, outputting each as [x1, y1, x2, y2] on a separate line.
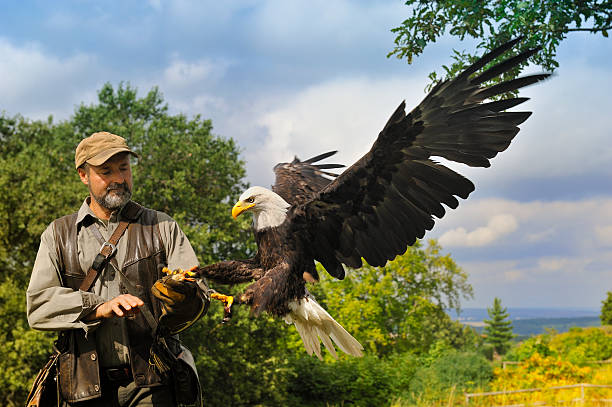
[232, 186, 291, 230]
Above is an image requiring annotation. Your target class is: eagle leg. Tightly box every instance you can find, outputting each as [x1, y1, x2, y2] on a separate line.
[211, 292, 235, 323]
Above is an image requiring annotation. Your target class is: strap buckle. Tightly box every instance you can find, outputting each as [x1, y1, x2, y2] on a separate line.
[99, 241, 117, 258]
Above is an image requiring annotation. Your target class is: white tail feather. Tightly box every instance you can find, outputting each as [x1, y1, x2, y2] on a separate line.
[284, 296, 363, 360]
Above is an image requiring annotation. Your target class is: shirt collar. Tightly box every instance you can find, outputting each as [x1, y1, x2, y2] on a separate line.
[75, 197, 130, 226]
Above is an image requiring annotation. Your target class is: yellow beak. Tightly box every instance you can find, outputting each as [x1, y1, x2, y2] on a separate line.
[232, 200, 255, 219]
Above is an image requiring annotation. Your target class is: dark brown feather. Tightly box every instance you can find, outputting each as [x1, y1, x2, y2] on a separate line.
[272, 151, 344, 206]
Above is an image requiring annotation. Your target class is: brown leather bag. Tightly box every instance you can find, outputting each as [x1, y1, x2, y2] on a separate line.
[25, 349, 61, 407]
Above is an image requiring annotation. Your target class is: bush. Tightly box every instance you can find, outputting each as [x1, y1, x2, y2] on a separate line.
[409, 351, 493, 403]
[505, 332, 557, 362]
[287, 352, 419, 406]
[492, 353, 592, 390]
[550, 326, 612, 364]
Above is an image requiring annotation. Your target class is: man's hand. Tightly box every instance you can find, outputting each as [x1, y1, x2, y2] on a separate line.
[85, 294, 144, 321]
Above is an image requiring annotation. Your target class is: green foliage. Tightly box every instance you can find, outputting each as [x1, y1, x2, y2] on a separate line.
[506, 331, 557, 361]
[389, 0, 612, 95]
[549, 326, 612, 364]
[286, 352, 419, 406]
[601, 291, 612, 325]
[183, 303, 295, 406]
[507, 326, 612, 366]
[306, 240, 474, 356]
[484, 297, 515, 356]
[0, 117, 82, 286]
[409, 351, 493, 402]
[0, 279, 55, 406]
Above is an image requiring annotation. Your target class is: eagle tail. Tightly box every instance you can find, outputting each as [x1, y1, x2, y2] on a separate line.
[284, 296, 364, 360]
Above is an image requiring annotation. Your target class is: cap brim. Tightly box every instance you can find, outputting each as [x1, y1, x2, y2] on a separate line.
[85, 147, 139, 166]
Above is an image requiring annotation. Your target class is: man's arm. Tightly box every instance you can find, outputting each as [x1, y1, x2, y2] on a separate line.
[157, 212, 199, 271]
[26, 224, 105, 332]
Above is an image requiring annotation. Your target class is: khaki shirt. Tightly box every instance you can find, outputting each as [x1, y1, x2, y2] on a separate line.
[26, 198, 199, 367]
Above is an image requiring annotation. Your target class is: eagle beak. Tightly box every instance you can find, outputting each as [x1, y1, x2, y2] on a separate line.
[232, 200, 255, 219]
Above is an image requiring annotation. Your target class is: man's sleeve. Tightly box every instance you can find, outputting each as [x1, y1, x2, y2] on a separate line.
[157, 212, 199, 271]
[26, 223, 104, 335]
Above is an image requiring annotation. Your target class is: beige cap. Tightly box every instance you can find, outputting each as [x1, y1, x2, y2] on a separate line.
[75, 131, 138, 169]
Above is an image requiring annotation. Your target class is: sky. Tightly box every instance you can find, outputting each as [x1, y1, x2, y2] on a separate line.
[1, 1, 611, 310]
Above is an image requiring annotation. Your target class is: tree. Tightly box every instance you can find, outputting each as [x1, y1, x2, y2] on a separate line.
[601, 291, 612, 325]
[389, 1, 612, 95]
[483, 297, 515, 356]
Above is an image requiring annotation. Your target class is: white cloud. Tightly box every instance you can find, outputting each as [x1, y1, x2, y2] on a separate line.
[0, 38, 102, 120]
[595, 225, 612, 247]
[247, 0, 404, 53]
[439, 214, 518, 247]
[249, 75, 427, 185]
[459, 253, 612, 308]
[537, 257, 570, 272]
[427, 198, 612, 307]
[162, 58, 228, 90]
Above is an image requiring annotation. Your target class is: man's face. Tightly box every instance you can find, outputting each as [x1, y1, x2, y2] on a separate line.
[78, 153, 133, 211]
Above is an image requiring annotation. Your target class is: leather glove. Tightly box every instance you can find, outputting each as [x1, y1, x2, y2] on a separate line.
[151, 269, 209, 335]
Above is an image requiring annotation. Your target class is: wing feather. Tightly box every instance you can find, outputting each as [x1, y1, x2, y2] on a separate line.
[272, 151, 345, 206]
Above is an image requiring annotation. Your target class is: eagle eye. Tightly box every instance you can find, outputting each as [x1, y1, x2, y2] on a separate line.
[246, 197, 255, 203]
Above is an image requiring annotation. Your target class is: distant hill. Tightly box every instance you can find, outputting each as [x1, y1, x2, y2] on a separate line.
[451, 307, 599, 321]
[464, 316, 601, 337]
[449, 308, 601, 337]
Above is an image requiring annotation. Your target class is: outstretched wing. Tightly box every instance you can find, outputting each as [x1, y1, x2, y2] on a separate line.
[291, 38, 550, 278]
[272, 151, 344, 206]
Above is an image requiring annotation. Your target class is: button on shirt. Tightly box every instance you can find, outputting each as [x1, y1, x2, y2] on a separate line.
[26, 198, 199, 367]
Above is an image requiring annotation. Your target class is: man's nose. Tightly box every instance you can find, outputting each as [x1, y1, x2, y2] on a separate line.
[110, 170, 126, 185]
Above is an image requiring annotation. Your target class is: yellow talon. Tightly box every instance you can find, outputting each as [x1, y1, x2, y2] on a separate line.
[211, 292, 234, 306]
[211, 292, 234, 323]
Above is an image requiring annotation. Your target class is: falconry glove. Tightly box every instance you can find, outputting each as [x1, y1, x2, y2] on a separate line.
[151, 268, 210, 335]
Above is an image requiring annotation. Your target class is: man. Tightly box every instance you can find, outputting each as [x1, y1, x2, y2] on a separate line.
[27, 131, 204, 406]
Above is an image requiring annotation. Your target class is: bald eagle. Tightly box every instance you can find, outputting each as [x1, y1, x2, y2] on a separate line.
[193, 38, 550, 359]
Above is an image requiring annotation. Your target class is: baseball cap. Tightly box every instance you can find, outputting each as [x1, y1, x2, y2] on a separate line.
[75, 131, 139, 169]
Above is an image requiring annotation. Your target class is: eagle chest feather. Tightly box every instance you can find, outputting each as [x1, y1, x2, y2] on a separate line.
[255, 225, 307, 271]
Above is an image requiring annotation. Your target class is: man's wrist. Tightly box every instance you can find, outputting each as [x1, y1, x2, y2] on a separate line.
[83, 303, 105, 321]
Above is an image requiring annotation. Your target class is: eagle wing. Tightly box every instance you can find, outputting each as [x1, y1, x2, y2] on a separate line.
[272, 151, 344, 206]
[290, 38, 550, 279]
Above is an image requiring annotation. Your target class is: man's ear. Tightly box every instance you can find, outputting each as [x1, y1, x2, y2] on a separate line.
[77, 167, 89, 186]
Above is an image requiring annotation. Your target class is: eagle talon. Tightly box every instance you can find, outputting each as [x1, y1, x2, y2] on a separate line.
[211, 292, 234, 323]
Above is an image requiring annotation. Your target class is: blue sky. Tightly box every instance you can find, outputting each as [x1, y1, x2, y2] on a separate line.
[2, 1, 611, 309]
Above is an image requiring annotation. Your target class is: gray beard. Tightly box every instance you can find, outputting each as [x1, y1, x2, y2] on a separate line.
[91, 182, 132, 211]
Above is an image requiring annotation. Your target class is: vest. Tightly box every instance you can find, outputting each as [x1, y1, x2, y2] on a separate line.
[52, 201, 169, 402]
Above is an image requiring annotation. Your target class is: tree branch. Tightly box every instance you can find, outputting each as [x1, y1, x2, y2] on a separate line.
[564, 26, 612, 32]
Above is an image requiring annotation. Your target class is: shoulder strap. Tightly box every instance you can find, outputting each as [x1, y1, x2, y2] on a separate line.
[79, 201, 143, 292]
